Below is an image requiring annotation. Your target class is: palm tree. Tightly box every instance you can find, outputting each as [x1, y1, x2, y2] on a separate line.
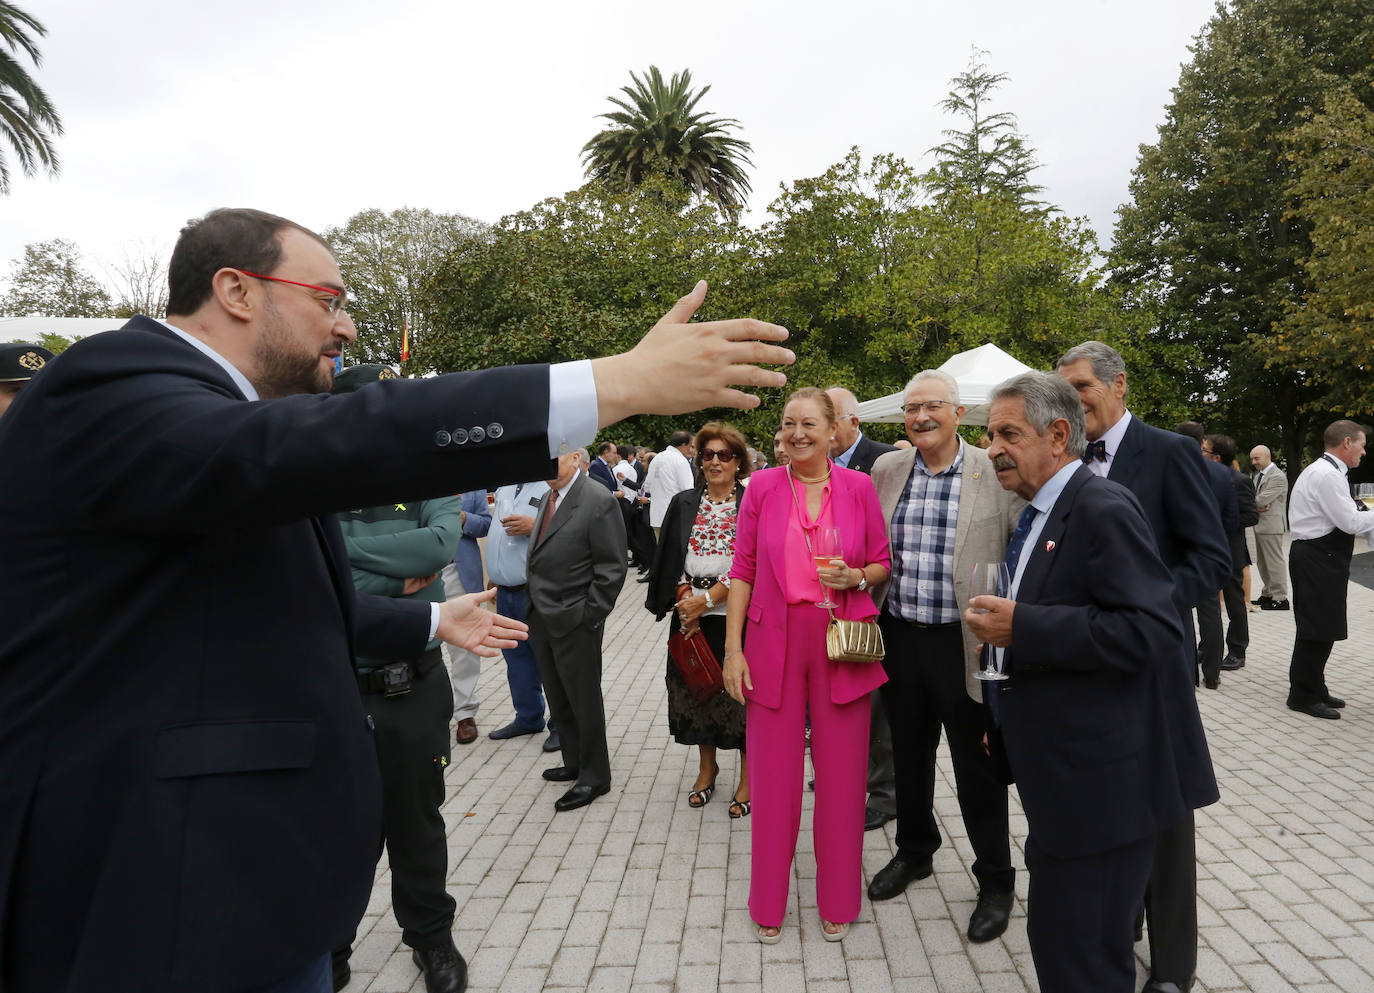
[0, 2, 62, 196]
[581, 66, 753, 220]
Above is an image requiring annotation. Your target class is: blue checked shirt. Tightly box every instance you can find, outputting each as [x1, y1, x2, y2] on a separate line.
[886, 443, 964, 623]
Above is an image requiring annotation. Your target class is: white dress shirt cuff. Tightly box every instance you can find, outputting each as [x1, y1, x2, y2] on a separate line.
[547, 360, 598, 458]
[429, 602, 441, 641]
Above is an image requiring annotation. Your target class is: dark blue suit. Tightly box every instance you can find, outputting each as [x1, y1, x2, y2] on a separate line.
[993, 466, 1192, 991]
[1106, 415, 1227, 989]
[0, 317, 555, 993]
[588, 456, 618, 492]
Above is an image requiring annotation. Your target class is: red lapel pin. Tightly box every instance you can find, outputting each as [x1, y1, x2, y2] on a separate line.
[1044, 540, 1056, 552]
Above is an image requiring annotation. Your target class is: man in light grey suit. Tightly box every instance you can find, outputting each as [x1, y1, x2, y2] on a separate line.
[1250, 444, 1290, 610]
[528, 450, 628, 811]
[867, 369, 1022, 942]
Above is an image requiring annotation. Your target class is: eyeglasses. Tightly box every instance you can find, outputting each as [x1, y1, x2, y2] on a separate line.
[238, 269, 350, 315]
[700, 449, 738, 463]
[901, 400, 952, 416]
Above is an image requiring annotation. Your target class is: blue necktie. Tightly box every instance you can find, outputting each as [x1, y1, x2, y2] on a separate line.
[1003, 505, 1040, 580]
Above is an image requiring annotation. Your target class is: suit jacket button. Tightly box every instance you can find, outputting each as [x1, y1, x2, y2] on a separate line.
[487, 422, 504, 439]
[433, 429, 452, 447]
[469, 425, 486, 443]
[365, 715, 375, 731]
[452, 428, 469, 445]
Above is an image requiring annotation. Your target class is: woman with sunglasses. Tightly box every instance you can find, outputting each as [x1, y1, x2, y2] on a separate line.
[645, 422, 751, 817]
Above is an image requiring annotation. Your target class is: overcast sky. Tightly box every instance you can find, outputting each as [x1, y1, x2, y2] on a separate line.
[1, 0, 1220, 295]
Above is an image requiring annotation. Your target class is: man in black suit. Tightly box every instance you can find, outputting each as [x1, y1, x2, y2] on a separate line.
[825, 385, 900, 831]
[1175, 421, 1240, 690]
[1204, 434, 1259, 676]
[0, 208, 793, 993]
[968, 372, 1205, 993]
[1057, 342, 1227, 993]
[528, 450, 628, 811]
[588, 440, 620, 492]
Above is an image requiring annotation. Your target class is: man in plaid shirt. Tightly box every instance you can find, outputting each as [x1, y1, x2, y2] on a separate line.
[867, 369, 1023, 943]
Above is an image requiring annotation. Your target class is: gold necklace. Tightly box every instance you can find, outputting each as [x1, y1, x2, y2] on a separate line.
[790, 466, 831, 484]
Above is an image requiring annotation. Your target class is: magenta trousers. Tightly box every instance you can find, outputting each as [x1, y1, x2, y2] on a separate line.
[746, 604, 872, 927]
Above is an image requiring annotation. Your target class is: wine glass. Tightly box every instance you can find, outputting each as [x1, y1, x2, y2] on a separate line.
[1357, 483, 1374, 510]
[813, 527, 844, 609]
[970, 562, 1011, 682]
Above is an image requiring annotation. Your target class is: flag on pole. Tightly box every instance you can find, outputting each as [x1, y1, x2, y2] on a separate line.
[400, 320, 410, 362]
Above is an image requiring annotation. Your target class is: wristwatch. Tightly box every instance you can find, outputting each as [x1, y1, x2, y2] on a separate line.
[855, 571, 868, 592]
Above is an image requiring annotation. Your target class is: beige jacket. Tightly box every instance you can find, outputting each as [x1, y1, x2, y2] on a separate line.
[871, 440, 1023, 700]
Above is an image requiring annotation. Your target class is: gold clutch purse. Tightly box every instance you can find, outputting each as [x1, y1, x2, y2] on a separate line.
[826, 610, 886, 663]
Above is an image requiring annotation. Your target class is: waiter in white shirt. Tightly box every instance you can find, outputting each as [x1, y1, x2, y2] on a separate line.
[644, 430, 697, 538]
[1285, 419, 1374, 720]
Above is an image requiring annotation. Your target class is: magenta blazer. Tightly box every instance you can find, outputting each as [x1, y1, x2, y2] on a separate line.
[730, 465, 891, 708]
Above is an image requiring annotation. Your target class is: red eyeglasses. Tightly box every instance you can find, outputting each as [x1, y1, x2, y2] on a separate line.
[237, 269, 350, 315]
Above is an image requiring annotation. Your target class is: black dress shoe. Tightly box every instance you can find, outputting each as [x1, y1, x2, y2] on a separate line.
[542, 730, 562, 752]
[488, 720, 543, 740]
[864, 806, 895, 831]
[1261, 598, 1290, 610]
[331, 947, 351, 992]
[1141, 981, 1185, 993]
[866, 855, 933, 900]
[1288, 700, 1341, 720]
[1325, 695, 1346, 709]
[412, 942, 467, 993]
[1251, 595, 1272, 606]
[1220, 654, 1245, 671]
[967, 888, 1014, 943]
[636, 573, 651, 583]
[1203, 676, 1220, 689]
[554, 782, 610, 811]
[542, 765, 579, 781]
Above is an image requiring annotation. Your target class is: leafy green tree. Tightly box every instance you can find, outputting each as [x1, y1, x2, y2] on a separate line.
[0, 239, 113, 317]
[1260, 87, 1374, 418]
[0, 2, 61, 195]
[581, 66, 753, 221]
[926, 52, 1043, 209]
[1110, 0, 1374, 465]
[324, 208, 488, 366]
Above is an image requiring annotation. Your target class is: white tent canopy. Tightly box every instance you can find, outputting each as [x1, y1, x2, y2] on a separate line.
[856, 343, 1037, 427]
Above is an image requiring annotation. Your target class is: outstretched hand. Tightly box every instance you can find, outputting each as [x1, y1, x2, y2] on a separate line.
[591, 281, 794, 427]
[437, 587, 529, 657]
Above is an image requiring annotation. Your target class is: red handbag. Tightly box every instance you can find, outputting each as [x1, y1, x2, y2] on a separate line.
[668, 628, 726, 700]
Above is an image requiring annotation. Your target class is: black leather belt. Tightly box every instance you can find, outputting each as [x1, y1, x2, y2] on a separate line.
[497, 583, 526, 593]
[688, 576, 724, 591]
[357, 647, 444, 695]
[888, 616, 961, 630]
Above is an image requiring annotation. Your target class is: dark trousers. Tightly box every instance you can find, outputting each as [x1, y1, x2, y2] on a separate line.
[866, 690, 896, 815]
[878, 614, 1014, 893]
[497, 586, 549, 728]
[359, 652, 457, 950]
[1144, 813, 1197, 989]
[530, 613, 612, 789]
[1221, 561, 1249, 660]
[1288, 638, 1335, 707]
[626, 505, 656, 569]
[1194, 591, 1224, 683]
[1025, 832, 1154, 993]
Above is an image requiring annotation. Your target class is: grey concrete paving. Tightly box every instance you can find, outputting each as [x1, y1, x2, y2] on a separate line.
[344, 554, 1374, 993]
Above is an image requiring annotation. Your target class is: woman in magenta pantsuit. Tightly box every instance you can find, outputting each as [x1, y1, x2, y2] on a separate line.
[724, 387, 891, 944]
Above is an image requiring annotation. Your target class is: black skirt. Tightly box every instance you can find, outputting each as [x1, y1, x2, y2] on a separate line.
[665, 614, 746, 750]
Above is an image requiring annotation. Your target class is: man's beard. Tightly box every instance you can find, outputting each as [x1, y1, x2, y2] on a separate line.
[252, 298, 337, 398]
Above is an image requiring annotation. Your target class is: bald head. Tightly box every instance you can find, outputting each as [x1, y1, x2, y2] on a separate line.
[826, 386, 861, 456]
[1249, 445, 1272, 471]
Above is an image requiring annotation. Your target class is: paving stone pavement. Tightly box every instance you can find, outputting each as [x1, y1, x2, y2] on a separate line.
[344, 547, 1374, 993]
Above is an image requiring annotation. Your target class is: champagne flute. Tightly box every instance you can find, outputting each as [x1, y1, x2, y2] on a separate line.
[813, 527, 843, 609]
[970, 562, 1011, 682]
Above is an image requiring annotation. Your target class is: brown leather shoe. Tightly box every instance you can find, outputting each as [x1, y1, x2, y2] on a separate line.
[455, 718, 478, 745]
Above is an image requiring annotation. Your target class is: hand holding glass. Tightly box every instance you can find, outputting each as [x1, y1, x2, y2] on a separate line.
[970, 562, 1011, 681]
[813, 527, 843, 609]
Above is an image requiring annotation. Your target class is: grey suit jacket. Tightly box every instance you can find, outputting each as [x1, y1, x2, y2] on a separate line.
[1253, 464, 1288, 533]
[870, 440, 1023, 699]
[527, 474, 628, 638]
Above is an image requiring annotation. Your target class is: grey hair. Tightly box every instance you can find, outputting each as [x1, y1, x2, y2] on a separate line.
[990, 372, 1086, 458]
[825, 386, 860, 419]
[902, 369, 960, 407]
[1056, 340, 1127, 395]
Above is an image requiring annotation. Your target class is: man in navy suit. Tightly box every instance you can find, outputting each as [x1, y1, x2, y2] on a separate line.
[968, 372, 1208, 993]
[588, 441, 621, 492]
[0, 208, 793, 993]
[1057, 342, 1227, 993]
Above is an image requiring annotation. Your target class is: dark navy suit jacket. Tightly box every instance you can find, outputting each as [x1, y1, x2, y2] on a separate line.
[0, 317, 554, 992]
[588, 456, 618, 492]
[993, 467, 1199, 858]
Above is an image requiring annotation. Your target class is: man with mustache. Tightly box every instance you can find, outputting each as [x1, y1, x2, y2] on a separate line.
[867, 369, 1020, 941]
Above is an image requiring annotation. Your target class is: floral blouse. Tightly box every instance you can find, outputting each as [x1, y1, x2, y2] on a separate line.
[682, 493, 738, 617]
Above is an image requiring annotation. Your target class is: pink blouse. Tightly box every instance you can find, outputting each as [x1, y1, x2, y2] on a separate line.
[784, 471, 837, 603]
